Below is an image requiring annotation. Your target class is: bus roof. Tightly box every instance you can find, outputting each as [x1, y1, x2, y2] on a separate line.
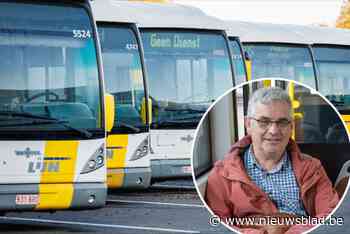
[91, 0, 137, 23]
[226, 21, 350, 47]
[93, 0, 226, 31]
[226, 21, 311, 45]
[292, 25, 350, 46]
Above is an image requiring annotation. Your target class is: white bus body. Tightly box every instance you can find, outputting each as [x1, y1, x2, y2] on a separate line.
[92, 0, 151, 189]
[0, 0, 107, 211]
[105, 1, 237, 181]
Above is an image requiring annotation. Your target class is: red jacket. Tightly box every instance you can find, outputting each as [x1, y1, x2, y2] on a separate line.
[205, 136, 339, 234]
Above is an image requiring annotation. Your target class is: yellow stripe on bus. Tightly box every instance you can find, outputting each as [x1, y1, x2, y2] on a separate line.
[263, 80, 271, 87]
[106, 134, 128, 188]
[36, 141, 79, 209]
[341, 115, 350, 132]
[107, 171, 124, 189]
[245, 59, 252, 81]
[36, 184, 74, 210]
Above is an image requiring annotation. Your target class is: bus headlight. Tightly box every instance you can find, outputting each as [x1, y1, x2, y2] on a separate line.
[129, 137, 149, 161]
[142, 145, 148, 154]
[88, 160, 96, 169]
[96, 155, 104, 165]
[81, 144, 105, 174]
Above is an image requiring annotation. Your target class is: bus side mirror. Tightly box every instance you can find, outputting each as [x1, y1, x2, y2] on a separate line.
[288, 82, 303, 140]
[244, 51, 252, 81]
[141, 97, 152, 125]
[244, 51, 251, 61]
[105, 94, 115, 132]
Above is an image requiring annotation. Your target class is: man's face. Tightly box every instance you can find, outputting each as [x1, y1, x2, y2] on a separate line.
[245, 100, 293, 160]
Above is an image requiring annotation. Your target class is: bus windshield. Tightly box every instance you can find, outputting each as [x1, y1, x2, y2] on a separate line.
[141, 30, 233, 129]
[99, 25, 147, 134]
[0, 2, 101, 137]
[229, 39, 246, 85]
[244, 44, 316, 89]
[313, 46, 350, 114]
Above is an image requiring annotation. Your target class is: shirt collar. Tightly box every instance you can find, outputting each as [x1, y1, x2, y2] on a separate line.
[247, 145, 288, 174]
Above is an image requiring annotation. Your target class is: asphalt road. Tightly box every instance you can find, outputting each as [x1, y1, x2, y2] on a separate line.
[0, 179, 348, 234]
[0, 180, 231, 234]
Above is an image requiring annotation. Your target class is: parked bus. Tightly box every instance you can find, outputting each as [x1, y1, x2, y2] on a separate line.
[107, 1, 240, 181]
[92, 0, 151, 189]
[226, 22, 350, 129]
[226, 21, 317, 89]
[293, 26, 350, 130]
[225, 22, 350, 198]
[0, 0, 114, 211]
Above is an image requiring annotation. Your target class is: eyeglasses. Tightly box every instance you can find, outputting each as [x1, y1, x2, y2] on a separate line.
[250, 117, 291, 130]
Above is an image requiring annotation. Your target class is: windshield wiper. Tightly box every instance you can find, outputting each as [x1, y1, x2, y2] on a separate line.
[0, 118, 93, 138]
[155, 119, 199, 127]
[329, 100, 344, 106]
[116, 121, 141, 133]
[164, 107, 206, 114]
[0, 111, 58, 121]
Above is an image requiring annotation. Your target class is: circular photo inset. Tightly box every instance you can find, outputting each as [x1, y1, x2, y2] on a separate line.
[192, 79, 350, 233]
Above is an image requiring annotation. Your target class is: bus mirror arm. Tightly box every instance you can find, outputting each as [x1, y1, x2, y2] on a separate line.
[244, 51, 251, 61]
[244, 52, 252, 81]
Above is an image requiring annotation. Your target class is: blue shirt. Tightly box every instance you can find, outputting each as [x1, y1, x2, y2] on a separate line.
[243, 146, 307, 216]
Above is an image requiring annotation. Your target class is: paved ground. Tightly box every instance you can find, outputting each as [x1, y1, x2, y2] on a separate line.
[0, 180, 231, 234]
[0, 179, 348, 234]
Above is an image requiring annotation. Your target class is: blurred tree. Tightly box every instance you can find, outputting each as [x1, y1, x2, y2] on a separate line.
[336, 0, 350, 28]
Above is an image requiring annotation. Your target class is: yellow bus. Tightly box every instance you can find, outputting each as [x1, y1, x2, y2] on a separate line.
[0, 0, 114, 211]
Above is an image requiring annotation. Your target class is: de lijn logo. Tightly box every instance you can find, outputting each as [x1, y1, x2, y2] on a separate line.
[15, 147, 63, 173]
[15, 147, 41, 158]
[180, 134, 194, 143]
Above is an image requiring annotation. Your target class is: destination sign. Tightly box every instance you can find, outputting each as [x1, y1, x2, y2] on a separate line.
[149, 33, 200, 49]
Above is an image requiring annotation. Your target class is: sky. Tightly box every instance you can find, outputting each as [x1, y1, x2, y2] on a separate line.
[173, 0, 344, 26]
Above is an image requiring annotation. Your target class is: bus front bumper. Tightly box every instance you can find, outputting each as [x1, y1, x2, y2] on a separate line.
[107, 167, 151, 190]
[0, 183, 106, 211]
[150, 158, 192, 182]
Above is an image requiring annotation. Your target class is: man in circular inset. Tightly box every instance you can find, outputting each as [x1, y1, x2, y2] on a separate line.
[205, 87, 339, 234]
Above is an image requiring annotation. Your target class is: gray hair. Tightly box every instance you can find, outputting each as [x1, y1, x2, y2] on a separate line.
[247, 87, 292, 118]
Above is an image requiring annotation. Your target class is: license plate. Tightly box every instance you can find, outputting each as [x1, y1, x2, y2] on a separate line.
[15, 194, 39, 205]
[182, 165, 192, 174]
